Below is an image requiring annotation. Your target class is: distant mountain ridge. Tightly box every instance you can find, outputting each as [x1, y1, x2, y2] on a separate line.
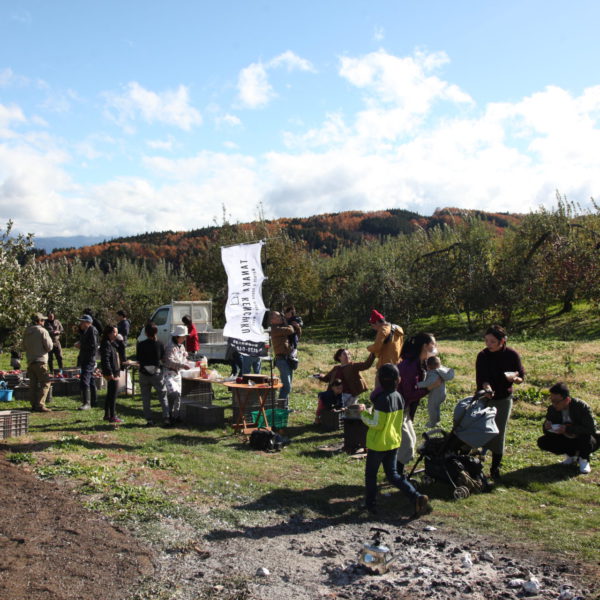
[38, 207, 522, 265]
[34, 235, 111, 254]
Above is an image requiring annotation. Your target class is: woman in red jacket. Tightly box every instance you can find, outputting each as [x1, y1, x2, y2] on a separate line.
[182, 315, 200, 354]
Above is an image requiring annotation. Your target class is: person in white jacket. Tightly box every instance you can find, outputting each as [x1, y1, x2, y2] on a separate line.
[417, 355, 455, 428]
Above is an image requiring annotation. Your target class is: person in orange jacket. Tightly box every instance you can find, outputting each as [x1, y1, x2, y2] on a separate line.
[367, 309, 404, 369]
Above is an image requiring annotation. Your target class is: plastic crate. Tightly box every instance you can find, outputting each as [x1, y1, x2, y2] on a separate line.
[251, 408, 291, 429]
[185, 404, 225, 427]
[0, 389, 14, 402]
[181, 379, 214, 405]
[320, 409, 343, 431]
[0, 410, 29, 439]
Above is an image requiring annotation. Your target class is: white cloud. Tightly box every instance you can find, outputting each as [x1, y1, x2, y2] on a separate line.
[3, 49, 600, 238]
[216, 113, 242, 128]
[268, 51, 315, 72]
[0, 103, 27, 131]
[373, 27, 385, 42]
[0, 68, 16, 87]
[339, 49, 472, 110]
[146, 136, 175, 151]
[237, 62, 274, 109]
[104, 82, 202, 131]
[237, 50, 315, 108]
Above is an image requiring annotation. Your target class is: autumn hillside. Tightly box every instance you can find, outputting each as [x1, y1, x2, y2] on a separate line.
[39, 207, 522, 266]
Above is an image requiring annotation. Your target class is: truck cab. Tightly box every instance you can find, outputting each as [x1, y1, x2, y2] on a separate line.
[137, 301, 228, 361]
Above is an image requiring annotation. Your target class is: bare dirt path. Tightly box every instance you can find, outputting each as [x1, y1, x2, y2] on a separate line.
[0, 455, 154, 600]
[0, 453, 595, 600]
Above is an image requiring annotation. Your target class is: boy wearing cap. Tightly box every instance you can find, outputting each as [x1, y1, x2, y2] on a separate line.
[359, 363, 431, 516]
[367, 309, 404, 369]
[22, 313, 54, 412]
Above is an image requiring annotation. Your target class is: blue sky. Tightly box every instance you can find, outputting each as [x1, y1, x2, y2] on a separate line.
[2, 1, 600, 238]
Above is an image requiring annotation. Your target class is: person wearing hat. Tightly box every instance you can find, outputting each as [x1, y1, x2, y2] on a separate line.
[76, 314, 99, 410]
[22, 313, 54, 412]
[367, 309, 404, 369]
[163, 324, 191, 424]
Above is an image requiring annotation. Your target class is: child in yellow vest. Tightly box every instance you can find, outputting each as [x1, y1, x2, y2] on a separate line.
[360, 363, 431, 516]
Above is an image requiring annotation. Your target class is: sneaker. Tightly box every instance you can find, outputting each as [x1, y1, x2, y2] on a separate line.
[78, 404, 91, 411]
[109, 416, 123, 424]
[561, 455, 577, 466]
[414, 494, 432, 517]
[145, 420, 155, 427]
[578, 458, 591, 474]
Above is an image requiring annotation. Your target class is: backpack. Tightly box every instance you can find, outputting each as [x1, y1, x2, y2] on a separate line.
[249, 428, 289, 452]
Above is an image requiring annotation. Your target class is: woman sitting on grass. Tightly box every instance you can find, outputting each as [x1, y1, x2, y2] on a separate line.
[359, 363, 431, 517]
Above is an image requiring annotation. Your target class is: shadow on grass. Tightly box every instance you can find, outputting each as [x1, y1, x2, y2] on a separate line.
[500, 462, 580, 488]
[3, 438, 140, 453]
[205, 484, 419, 542]
[157, 433, 222, 446]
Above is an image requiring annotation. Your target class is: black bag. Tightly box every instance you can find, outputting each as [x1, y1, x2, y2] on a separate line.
[249, 428, 289, 452]
[287, 356, 299, 371]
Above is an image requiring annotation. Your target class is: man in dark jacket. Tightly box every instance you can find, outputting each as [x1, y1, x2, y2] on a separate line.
[537, 382, 598, 474]
[76, 315, 98, 410]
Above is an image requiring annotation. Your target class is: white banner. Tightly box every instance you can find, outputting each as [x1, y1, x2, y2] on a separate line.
[221, 241, 266, 343]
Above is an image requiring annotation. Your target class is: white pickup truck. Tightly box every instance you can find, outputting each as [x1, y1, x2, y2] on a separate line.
[137, 300, 228, 361]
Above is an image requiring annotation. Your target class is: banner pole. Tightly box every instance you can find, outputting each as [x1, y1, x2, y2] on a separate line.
[263, 240, 277, 428]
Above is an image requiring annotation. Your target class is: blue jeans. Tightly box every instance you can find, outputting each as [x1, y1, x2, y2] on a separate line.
[365, 447, 420, 509]
[80, 359, 97, 406]
[275, 357, 293, 400]
[241, 355, 261, 374]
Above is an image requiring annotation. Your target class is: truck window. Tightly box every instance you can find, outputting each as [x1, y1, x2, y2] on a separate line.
[152, 308, 169, 326]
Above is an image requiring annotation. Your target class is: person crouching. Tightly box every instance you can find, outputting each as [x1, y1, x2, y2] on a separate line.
[359, 363, 431, 517]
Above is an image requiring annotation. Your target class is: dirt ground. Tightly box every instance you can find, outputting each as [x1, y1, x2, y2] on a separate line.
[0, 453, 595, 600]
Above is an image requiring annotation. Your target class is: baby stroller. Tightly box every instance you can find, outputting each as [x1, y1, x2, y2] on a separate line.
[407, 390, 499, 499]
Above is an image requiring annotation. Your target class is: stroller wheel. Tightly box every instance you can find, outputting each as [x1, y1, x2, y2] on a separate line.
[421, 474, 435, 486]
[453, 486, 470, 500]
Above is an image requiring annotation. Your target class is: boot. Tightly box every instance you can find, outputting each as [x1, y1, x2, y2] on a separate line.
[78, 388, 91, 410]
[490, 453, 502, 480]
[90, 382, 97, 407]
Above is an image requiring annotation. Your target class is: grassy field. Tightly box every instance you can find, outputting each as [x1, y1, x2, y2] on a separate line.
[1, 335, 599, 568]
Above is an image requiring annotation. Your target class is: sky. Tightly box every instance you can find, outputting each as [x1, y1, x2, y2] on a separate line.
[2, 1, 600, 240]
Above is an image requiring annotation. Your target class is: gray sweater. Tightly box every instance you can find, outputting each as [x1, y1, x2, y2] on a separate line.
[417, 365, 455, 405]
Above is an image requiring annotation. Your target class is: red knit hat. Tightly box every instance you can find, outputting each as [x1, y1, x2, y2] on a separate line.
[369, 309, 385, 324]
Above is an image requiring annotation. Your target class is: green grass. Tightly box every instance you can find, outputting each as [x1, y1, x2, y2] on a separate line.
[1, 334, 599, 571]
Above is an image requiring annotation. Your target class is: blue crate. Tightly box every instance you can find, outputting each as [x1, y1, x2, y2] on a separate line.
[0, 389, 14, 402]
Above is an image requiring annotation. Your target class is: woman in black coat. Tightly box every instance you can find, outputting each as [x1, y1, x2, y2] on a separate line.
[475, 324, 525, 479]
[100, 325, 122, 424]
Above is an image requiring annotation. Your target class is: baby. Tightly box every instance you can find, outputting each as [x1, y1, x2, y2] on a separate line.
[417, 355, 455, 429]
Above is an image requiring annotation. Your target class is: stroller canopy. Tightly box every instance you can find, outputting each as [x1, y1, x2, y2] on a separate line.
[453, 395, 499, 449]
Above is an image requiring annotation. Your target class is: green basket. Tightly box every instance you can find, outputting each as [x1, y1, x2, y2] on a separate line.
[251, 408, 290, 429]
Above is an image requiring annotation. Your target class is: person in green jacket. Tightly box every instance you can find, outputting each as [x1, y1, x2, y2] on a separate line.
[360, 363, 431, 516]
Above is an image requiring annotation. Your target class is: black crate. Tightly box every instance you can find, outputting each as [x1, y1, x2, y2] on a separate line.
[185, 404, 225, 427]
[320, 410, 343, 431]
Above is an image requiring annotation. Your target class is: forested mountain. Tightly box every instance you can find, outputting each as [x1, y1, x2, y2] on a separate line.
[39, 207, 521, 265]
